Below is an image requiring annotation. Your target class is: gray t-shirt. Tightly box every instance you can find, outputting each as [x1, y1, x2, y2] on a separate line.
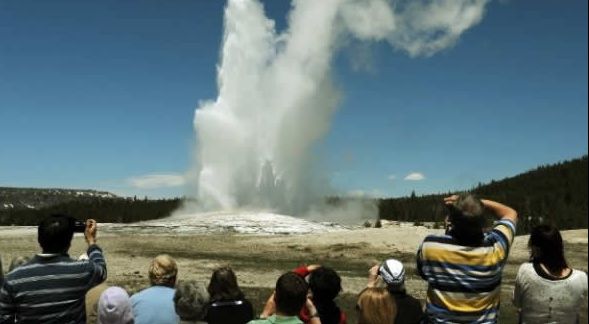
[513, 262, 588, 324]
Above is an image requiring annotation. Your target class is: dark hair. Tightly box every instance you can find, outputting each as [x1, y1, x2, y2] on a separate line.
[446, 194, 485, 245]
[529, 224, 568, 274]
[38, 214, 75, 253]
[208, 266, 245, 302]
[309, 267, 341, 302]
[275, 272, 308, 316]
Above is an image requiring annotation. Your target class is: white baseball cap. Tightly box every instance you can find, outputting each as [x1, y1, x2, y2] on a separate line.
[378, 258, 405, 287]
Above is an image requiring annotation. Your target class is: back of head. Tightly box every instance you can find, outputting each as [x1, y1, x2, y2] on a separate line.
[8, 256, 32, 272]
[379, 259, 405, 293]
[97, 286, 134, 324]
[529, 224, 568, 273]
[38, 214, 75, 253]
[357, 287, 396, 324]
[174, 280, 210, 321]
[275, 272, 308, 316]
[149, 254, 177, 287]
[208, 266, 244, 302]
[447, 194, 485, 245]
[308, 266, 341, 302]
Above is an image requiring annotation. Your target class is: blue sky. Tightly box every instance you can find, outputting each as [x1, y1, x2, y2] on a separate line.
[0, 0, 587, 199]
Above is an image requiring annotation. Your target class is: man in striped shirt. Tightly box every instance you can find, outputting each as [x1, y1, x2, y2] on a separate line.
[0, 214, 107, 324]
[417, 194, 517, 323]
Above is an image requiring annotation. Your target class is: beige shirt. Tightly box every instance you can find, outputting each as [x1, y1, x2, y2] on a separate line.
[513, 262, 588, 324]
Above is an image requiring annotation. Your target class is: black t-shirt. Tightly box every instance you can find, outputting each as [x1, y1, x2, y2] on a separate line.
[315, 300, 343, 324]
[392, 291, 424, 324]
[204, 299, 254, 324]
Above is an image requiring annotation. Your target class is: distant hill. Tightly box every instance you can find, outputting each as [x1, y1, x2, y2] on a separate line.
[1, 156, 587, 231]
[378, 155, 588, 233]
[0, 187, 180, 225]
[0, 187, 118, 210]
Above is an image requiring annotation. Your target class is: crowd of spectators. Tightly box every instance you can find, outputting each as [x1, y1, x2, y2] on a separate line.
[0, 195, 587, 323]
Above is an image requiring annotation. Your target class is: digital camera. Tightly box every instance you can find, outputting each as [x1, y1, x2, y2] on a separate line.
[72, 219, 86, 233]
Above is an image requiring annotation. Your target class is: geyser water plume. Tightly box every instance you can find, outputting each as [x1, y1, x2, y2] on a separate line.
[192, 0, 490, 215]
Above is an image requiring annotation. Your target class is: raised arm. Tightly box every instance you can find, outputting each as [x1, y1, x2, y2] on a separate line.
[306, 298, 322, 324]
[444, 195, 517, 224]
[367, 265, 379, 288]
[480, 199, 518, 224]
[84, 219, 107, 286]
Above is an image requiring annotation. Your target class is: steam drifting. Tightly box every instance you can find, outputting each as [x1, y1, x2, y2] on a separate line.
[192, 0, 490, 214]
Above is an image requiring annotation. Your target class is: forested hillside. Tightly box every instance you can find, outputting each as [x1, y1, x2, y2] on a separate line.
[0, 196, 181, 226]
[1, 156, 586, 233]
[378, 156, 588, 233]
[0, 187, 117, 210]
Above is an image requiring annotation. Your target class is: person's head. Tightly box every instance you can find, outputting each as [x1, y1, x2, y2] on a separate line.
[174, 280, 210, 321]
[148, 254, 177, 287]
[529, 224, 568, 273]
[446, 194, 485, 245]
[97, 286, 134, 324]
[308, 266, 341, 303]
[379, 259, 405, 293]
[38, 214, 76, 253]
[274, 272, 308, 316]
[208, 266, 244, 302]
[356, 287, 396, 324]
[8, 256, 31, 272]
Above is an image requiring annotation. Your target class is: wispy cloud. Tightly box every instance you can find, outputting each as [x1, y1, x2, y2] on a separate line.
[127, 173, 186, 189]
[387, 174, 397, 181]
[404, 172, 426, 181]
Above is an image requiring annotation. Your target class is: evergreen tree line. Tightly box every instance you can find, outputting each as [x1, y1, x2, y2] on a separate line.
[0, 197, 181, 226]
[1, 156, 586, 235]
[378, 156, 588, 234]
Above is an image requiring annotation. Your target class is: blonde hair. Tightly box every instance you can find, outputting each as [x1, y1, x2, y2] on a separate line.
[149, 254, 177, 287]
[357, 287, 397, 324]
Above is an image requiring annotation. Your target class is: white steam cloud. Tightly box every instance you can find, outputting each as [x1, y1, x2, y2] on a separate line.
[191, 0, 490, 215]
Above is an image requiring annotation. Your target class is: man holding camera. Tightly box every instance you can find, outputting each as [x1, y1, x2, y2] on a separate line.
[417, 194, 517, 323]
[0, 214, 107, 324]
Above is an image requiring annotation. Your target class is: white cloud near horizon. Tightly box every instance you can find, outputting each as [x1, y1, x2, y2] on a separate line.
[404, 172, 426, 181]
[127, 173, 186, 189]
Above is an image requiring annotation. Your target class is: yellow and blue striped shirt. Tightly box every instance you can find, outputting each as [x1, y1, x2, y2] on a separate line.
[417, 219, 516, 324]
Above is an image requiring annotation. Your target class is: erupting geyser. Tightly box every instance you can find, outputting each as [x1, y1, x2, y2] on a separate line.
[192, 0, 490, 215]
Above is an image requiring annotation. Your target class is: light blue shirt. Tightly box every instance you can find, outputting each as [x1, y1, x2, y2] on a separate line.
[131, 286, 179, 324]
